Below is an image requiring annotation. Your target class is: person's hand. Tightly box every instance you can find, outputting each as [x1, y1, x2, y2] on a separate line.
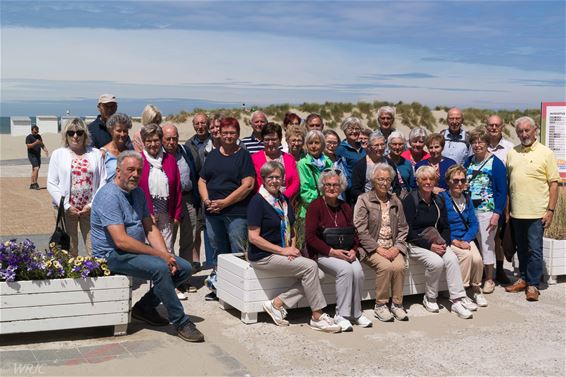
[160, 252, 177, 274]
[281, 246, 301, 260]
[432, 187, 445, 195]
[387, 247, 400, 261]
[487, 213, 500, 232]
[347, 249, 357, 262]
[79, 206, 91, 217]
[330, 248, 351, 261]
[173, 219, 180, 226]
[452, 240, 470, 250]
[67, 206, 80, 217]
[430, 243, 446, 255]
[376, 246, 390, 258]
[207, 199, 225, 214]
[542, 210, 554, 228]
[44, 149, 49, 157]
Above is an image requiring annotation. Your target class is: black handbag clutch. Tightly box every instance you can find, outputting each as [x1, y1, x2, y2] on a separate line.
[322, 226, 355, 250]
[50, 196, 71, 251]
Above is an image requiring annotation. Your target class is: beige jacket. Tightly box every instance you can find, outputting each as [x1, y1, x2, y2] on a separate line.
[353, 191, 409, 261]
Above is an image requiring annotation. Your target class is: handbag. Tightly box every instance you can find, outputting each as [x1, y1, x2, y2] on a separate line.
[322, 226, 355, 250]
[50, 196, 71, 251]
[418, 226, 446, 245]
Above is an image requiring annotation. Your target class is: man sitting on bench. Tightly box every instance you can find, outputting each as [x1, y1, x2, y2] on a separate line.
[91, 150, 204, 342]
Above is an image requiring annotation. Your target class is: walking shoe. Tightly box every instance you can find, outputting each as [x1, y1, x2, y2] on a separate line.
[460, 296, 478, 311]
[505, 278, 527, 293]
[191, 262, 202, 274]
[390, 304, 408, 321]
[333, 315, 353, 332]
[29, 184, 35, 189]
[187, 284, 198, 293]
[354, 314, 373, 328]
[483, 280, 496, 294]
[309, 313, 341, 333]
[422, 296, 440, 313]
[177, 320, 205, 342]
[526, 286, 540, 301]
[205, 271, 217, 292]
[451, 300, 473, 319]
[262, 300, 289, 326]
[132, 303, 169, 326]
[474, 292, 488, 307]
[176, 290, 188, 301]
[33, 183, 40, 190]
[374, 304, 394, 322]
[204, 292, 218, 301]
[495, 270, 511, 285]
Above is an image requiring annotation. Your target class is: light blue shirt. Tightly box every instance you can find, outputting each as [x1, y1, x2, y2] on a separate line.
[91, 182, 149, 259]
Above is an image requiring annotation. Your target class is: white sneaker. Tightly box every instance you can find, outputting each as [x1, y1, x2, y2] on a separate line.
[333, 315, 353, 332]
[176, 290, 188, 301]
[390, 305, 408, 321]
[262, 300, 289, 326]
[451, 300, 473, 319]
[310, 313, 341, 333]
[460, 296, 478, 311]
[474, 292, 488, 307]
[374, 304, 394, 322]
[354, 314, 372, 328]
[423, 296, 439, 313]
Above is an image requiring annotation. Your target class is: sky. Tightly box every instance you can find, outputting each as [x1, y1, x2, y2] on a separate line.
[1, 0, 565, 116]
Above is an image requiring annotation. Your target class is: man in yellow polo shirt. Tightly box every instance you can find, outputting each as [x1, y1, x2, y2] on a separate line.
[505, 116, 559, 301]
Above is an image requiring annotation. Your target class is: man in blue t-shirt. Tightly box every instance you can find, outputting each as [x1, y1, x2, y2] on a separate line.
[91, 150, 204, 342]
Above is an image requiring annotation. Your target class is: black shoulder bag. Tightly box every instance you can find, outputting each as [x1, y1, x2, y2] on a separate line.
[50, 196, 71, 251]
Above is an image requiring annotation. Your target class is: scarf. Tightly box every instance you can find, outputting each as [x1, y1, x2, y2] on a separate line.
[311, 155, 326, 171]
[259, 185, 291, 248]
[143, 149, 169, 200]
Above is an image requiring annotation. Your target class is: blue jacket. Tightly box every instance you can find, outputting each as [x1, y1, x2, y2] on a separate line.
[439, 191, 479, 243]
[335, 140, 366, 179]
[179, 144, 201, 209]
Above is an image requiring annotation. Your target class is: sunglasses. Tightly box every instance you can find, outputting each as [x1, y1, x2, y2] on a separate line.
[66, 130, 85, 137]
[452, 178, 467, 184]
[322, 168, 342, 175]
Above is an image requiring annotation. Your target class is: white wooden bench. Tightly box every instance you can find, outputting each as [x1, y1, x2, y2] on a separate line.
[216, 253, 447, 324]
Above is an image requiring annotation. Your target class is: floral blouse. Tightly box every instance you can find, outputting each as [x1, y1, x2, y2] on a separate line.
[70, 156, 94, 210]
[376, 200, 393, 249]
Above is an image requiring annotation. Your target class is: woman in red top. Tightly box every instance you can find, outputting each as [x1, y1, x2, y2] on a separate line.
[401, 127, 430, 166]
[305, 169, 372, 332]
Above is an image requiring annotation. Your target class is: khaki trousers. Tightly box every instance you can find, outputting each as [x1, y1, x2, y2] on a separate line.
[451, 243, 483, 288]
[363, 252, 406, 305]
[55, 208, 91, 257]
[251, 254, 327, 312]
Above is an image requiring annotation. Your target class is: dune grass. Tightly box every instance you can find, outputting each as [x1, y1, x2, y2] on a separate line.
[545, 186, 566, 240]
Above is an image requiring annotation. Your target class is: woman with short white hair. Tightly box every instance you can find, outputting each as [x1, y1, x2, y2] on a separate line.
[402, 165, 473, 319]
[387, 131, 414, 197]
[401, 127, 430, 166]
[48, 118, 107, 256]
[305, 168, 372, 331]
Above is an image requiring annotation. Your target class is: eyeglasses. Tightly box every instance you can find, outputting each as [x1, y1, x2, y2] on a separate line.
[346, 128, 361, 135]
[322, 168, 342, 175]
[66, 130, 85, 137]
[452, 178, 467, 184]
[487, 123, 502, 128]
[471, 140, 487, 146]
[266, 175, 283, 181]
[323, 183, 341, 189]
[374, 177, 393, 183]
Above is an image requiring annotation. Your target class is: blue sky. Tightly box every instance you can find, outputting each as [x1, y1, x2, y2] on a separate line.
[1, 0, 565, 115]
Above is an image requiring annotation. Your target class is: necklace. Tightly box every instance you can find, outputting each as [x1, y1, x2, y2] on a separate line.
[323, 199, 339, 227]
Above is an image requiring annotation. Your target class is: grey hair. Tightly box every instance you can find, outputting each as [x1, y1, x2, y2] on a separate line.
[514, 116, 537, 129]
[408, 127, 428, 142]
[251, 111, 267, 122]
[140, 123, 163, 141]
[318, 169, 348, 193]
[323, 129, 341, 143]
[371, 163, 396, 182]
[106, 113, 132, 132]
[305, 130, 325, 151]
[259, 161, 285, 181]
[415, 165, 437, 181]
[368, 130, 385, 145]
[62, 117, 90, 148]
[117, 150, 143, 167]
[340, 116, 362, 131]
[377, 106, 396, 120]
[387, 130, 406, 144]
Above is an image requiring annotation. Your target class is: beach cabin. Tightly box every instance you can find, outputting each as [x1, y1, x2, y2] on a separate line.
[36, 115, 58, 134]
[10, 116, 32, 136]
[60, 116, 76, 131]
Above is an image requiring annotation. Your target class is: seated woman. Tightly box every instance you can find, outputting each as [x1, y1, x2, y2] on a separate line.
[252, 122, 299, 201]
[402, 165, 473, 319]
[354, 163, 409, 322]
[305, 169, 372, 331]
[440, 165, 487, 309]
[414, 133, 456, 193]
[247, 161, 341, 333]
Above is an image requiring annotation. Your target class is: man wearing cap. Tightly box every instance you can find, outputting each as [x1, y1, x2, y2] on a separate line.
[88, 94, 119, 148]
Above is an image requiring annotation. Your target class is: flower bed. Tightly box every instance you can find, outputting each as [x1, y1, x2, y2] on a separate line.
[0, 239, 131, 336]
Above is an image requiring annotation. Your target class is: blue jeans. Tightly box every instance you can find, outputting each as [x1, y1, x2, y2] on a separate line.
[107, 250, 192, 330]
[511, 218, 544, 287]
[205, 214, 248, 267]
[203, 225, 215, 269]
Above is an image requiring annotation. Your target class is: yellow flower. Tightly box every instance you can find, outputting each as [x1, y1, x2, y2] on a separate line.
[103, 269, 111, 276]
[46, 260, 52, 268]
[5, 241, 11, 247]
[49, 242, 56, 248]
[68, 258, 75, 265]
[61, 250, 68, 255]
[53, 261, 62, 269]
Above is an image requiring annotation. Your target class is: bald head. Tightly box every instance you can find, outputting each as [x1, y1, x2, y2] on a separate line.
[447, 107, 463, 134]
[161, 122, 179, 154]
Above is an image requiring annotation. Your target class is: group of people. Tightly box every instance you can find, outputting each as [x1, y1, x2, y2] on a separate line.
[40, 93, 559, 341]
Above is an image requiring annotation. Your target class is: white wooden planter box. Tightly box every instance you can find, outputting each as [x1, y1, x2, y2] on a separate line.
[217, 253, 447, 323]
[544, 237, 566, 284]
[0, 275, 132, 336]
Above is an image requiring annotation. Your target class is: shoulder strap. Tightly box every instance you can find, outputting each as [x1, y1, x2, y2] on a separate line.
[55, 196, 67, 232]
[469, 155, 493, 182]
[447, 193, 469, 230]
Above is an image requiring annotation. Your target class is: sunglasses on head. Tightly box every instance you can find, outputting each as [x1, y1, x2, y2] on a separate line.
[66, 130, 85, 137]
[322, 168, 342, 175]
